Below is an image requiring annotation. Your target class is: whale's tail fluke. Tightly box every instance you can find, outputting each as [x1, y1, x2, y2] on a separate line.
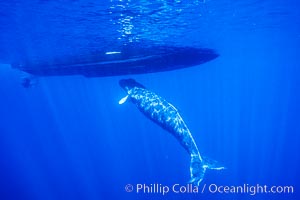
[189, 155, 225, 186]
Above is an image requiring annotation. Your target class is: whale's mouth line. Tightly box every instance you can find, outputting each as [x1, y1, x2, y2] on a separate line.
[119, 78, 146, 91]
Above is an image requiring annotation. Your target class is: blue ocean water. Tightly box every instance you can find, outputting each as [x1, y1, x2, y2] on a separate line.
[0, 0, 299, 200]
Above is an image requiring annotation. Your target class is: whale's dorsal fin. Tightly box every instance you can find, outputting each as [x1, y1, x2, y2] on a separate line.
[119, 95, 129, 105]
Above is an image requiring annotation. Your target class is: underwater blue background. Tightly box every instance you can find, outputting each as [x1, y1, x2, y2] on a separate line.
[0, 0, 299, 199]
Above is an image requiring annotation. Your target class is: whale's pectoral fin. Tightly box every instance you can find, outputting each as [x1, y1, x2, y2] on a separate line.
[189, 156, 225, 186]
[119, 95, 129, 105]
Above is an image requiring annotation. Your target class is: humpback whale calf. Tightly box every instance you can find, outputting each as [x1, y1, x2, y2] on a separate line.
[119, 79, 224, 186]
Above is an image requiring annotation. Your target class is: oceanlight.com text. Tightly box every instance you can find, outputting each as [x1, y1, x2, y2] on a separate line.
[206, 183, 294, 195]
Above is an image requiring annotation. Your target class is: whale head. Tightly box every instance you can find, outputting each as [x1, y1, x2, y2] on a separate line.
[119, 79, 145, 92]
[118, 79, 146, 105]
